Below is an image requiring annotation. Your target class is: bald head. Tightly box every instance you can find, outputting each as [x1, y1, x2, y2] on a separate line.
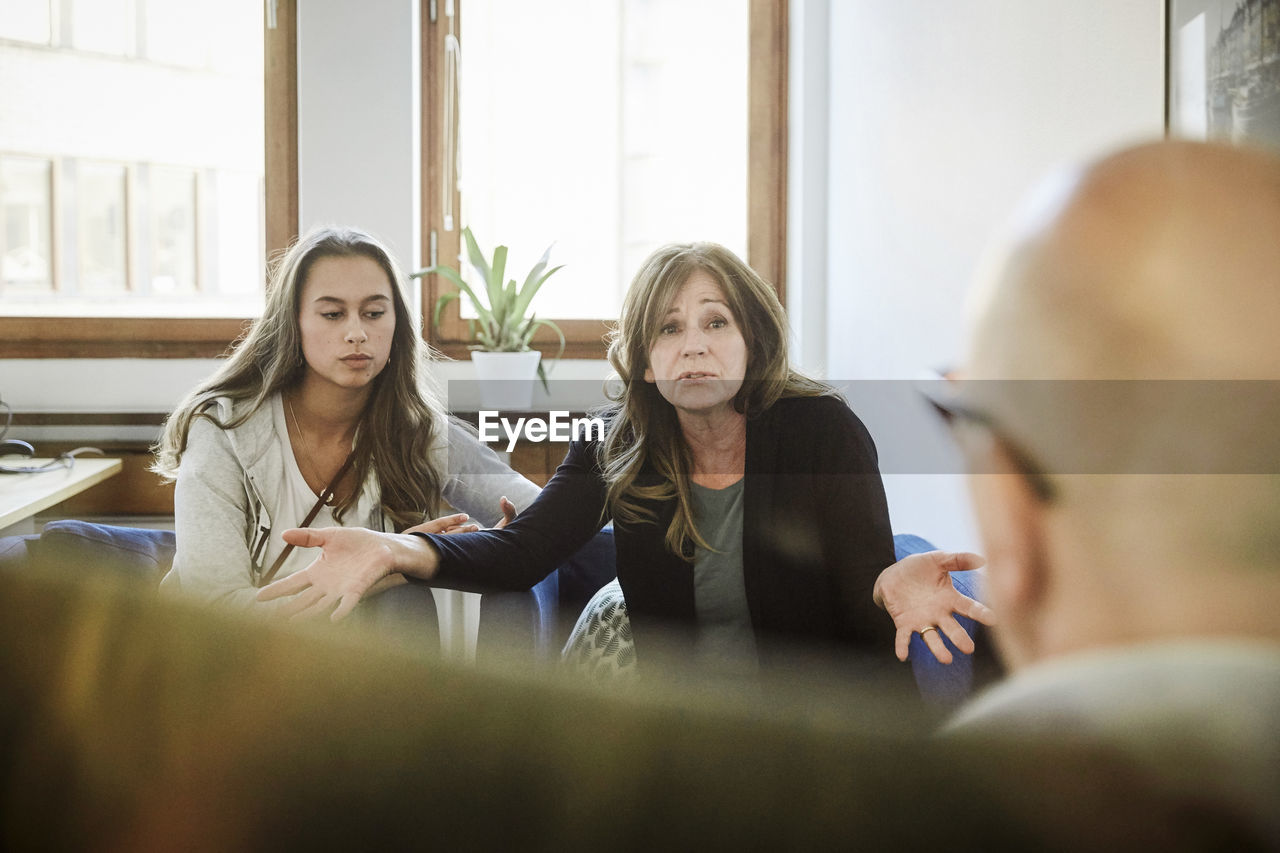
[963, 142, 1280, 489]
[969, 141, 1280, 380]
[956, 142, 1280, 668]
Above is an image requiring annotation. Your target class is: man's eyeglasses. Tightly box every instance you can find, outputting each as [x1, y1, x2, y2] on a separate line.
[919, 378, 1057, 503]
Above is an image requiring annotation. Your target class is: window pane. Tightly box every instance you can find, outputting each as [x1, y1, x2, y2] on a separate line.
[77, 161, 128, 293]
[458, 0, 748, 320]
[70, 0, 136, 56]
[1, 156, 54, 293]
[150, 166, 197, 294]
[145, 0, 213, 67]
[0, 0, 53, 44]
[212, 168, 265, 297]
[0, 0, 265, 317]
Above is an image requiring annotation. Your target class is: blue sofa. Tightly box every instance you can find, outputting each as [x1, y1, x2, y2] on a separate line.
[0, 522, 992, 703]
[0, 520, 176, 583]
[0, 519, 616, 656]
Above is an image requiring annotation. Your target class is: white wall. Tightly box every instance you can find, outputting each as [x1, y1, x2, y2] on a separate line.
[815, 0, 1165, 550]
[297, 0, 421, 282]
[786, 0, 830, 378]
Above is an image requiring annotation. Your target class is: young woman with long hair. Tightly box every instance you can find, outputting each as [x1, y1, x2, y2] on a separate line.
[154, 226, 538, 619]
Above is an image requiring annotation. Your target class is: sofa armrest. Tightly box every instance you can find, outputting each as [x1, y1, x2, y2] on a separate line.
[35, 521, 175, 585]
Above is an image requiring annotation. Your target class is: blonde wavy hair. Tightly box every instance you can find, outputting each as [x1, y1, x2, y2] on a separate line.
[152, 226, 444, 530]
[601, 242, 830, 555]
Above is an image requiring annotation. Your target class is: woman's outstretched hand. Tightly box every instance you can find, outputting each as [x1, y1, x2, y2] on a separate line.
[256, 512, 467, 621]
[873, 550, 994, 665]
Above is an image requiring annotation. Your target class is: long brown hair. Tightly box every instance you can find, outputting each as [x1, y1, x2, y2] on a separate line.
[153, 226, 444, 530]
[601, 242, 830, 555]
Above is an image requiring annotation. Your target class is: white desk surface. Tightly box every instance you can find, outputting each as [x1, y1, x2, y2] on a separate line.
[0, 458, 123, 530]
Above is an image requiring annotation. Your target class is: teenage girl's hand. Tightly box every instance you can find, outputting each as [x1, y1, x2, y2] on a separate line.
[494, 496, 517, 529]
[403, 498, 516, 534]
[405, 511, 480, 537]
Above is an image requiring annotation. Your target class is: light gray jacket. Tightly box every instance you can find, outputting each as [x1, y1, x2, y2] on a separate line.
[946, 639, 1280, 842]
[160, 395, 540, 610]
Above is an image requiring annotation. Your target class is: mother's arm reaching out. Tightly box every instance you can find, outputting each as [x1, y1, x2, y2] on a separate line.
[257, 499, 516, 621]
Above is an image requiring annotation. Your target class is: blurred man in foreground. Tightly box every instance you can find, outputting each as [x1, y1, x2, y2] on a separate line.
[939, 140, 1280, 840]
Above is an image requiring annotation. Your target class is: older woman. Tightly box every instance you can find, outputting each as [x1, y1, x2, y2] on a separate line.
[261, 242, 984, 672]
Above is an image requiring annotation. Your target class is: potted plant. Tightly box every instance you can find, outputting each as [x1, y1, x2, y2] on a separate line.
[414, 227, 565, 409]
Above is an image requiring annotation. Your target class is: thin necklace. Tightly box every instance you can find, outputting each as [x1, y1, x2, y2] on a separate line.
[287, 395, 335, 504]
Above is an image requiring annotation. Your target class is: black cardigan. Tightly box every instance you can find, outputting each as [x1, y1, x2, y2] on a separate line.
[425, 395, 897, 666]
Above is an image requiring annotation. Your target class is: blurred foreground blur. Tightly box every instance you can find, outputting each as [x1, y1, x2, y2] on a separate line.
[1, 561, 1268, 851]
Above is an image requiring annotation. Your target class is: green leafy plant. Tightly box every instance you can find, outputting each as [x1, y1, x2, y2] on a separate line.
[413, 227, 566, 389]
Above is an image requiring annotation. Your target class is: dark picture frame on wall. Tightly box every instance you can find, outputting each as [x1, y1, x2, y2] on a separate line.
[1166, 0, 1280, 149]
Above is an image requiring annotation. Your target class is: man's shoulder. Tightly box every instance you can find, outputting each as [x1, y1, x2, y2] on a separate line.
[948, 640, 1280, 734]
[946, 640, 1280, 839]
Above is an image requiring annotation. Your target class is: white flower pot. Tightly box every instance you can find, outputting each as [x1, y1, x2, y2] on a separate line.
[470, 350, 542, 411]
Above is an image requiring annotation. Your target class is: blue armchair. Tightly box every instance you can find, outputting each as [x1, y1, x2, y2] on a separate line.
[0, 520, 175, 583]
[477, 527, 617, 659]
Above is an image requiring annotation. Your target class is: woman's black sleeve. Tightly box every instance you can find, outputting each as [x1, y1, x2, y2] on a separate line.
[818, 401, 898, 653]
[418, 438, 611, 592]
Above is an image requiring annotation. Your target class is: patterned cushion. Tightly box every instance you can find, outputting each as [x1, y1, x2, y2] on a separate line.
[560, 578, 637, 682]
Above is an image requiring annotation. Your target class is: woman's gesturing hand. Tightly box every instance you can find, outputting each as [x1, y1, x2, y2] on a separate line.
[872, 550, 994, 665]
[256, 512, 466, 621]
[255, 526, 403, 620]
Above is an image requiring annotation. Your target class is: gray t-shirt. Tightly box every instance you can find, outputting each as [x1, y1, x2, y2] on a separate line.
[691, 478, 758, 675]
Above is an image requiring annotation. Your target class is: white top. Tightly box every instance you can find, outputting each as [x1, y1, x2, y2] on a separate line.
[162, 392, 541, 613]
[263, 393, 382, 581]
